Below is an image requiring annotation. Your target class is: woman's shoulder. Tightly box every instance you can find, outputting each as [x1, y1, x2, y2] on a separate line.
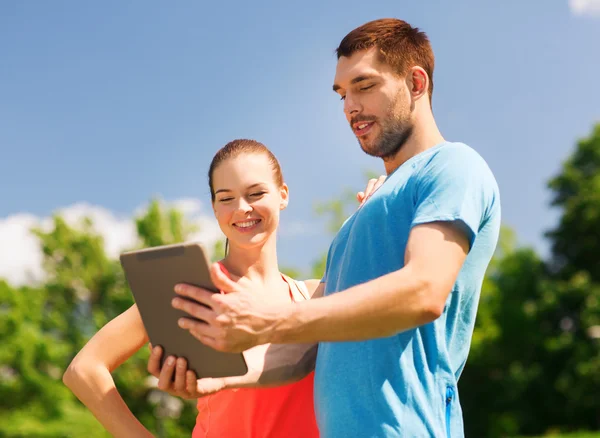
[281, 275, 320, 301]
[302, 279, 321, 296]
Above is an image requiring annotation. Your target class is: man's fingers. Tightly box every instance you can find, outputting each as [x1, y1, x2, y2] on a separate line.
[193, 333, 226, 351]
[157, 355, 176, 391]
[173, 358, 188, 392]
[356, 191, 365, 203]
[172, 298, 216, 323]
[173, 284, 215, 307]
[178, 318, 221, 337]
[182, 322, 230, 352]
[147, 345, 163, 377]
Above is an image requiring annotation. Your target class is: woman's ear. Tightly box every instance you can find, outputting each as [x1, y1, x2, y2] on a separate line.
[280, 183, 289, 210]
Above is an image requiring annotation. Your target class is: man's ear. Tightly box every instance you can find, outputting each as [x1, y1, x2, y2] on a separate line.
[407, 66, 429, 101]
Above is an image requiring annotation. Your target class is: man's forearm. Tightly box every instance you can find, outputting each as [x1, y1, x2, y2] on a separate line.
[270, 266, 444, 344]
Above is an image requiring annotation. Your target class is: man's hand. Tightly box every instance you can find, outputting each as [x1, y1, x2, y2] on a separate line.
[171, 264, 286, 352]
[357, 175, 386, 205]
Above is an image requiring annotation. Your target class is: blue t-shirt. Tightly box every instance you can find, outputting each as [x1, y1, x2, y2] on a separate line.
[314, 142, 501, 438]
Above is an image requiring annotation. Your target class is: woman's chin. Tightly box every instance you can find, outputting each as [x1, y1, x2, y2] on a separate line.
[228, 234, 271, 251]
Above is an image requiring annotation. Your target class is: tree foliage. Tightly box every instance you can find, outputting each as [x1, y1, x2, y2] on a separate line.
[0, 199, 212, 437]
[460, 124, 600, 437]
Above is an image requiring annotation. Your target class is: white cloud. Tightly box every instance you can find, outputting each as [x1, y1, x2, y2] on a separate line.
[56, 203, 139, 259]
[171, 198, 204, 216]
[569, 0, 600, 16]
[0, 199, 223, 287]
[278, 220, 321, 237]
[0, 214, 46, 286]
[179, 202, 224, 248]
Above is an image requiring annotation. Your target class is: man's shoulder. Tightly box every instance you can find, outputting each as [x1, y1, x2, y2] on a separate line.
[418, 142, 498, 188]
[423, 142, 488, 168]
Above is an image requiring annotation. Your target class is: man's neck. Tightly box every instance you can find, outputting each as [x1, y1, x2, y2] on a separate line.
[383, 117, 445, 175]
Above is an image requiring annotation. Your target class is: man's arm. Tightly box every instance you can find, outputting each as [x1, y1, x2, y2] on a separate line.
[270, 222, 468, 343]
[148, 283, 325, 396]
[172, 221, 468, 351]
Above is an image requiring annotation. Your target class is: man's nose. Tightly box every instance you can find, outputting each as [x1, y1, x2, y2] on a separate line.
[344, 94, 361, 117]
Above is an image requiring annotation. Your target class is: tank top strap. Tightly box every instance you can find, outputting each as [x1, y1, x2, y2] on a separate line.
[280, 274, 309, 302]
[294, 279, 310, 301]
[214, 261, 230, 294]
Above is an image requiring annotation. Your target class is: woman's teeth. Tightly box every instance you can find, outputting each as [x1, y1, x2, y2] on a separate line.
[235, 220, 260, 228]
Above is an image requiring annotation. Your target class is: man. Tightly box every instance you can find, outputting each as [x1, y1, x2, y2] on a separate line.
[150, 18, 500, 437]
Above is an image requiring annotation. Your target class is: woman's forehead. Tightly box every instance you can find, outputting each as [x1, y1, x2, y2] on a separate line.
[213, 153, 275, 186]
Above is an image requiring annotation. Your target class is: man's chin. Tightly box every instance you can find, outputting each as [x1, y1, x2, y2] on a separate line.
[359, 139, 384, 158]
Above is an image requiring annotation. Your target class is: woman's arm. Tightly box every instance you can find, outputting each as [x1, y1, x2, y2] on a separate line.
[62, 304, 153, 438]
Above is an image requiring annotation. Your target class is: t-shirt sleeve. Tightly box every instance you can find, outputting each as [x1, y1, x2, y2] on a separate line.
[319, 251, 330, 284]
[411, 145, 497, 248]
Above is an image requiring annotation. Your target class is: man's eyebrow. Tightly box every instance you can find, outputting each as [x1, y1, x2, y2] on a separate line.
[333, 75, 377, 92]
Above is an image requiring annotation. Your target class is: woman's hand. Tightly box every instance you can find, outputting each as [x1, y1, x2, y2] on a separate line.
[147, 341, 317, 399]
[356, 175, 386, 205]
[147, 345, 206, 399]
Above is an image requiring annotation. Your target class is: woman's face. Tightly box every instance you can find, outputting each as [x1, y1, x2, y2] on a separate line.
[211, 153, 288, 250]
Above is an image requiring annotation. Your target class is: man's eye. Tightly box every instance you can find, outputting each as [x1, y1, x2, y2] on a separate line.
[250, 192, 266, 197]
[339, 95, 346, 101]
[219, 197, 233, 202]
[360, 84, 374, 91]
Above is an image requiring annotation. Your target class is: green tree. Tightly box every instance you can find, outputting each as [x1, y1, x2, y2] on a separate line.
[460, 245, 550, 437]
[461, 248, 600, 437]
[542, 123, 600, 432]
[0, 199, 220, 437]
[546, 123, 600, 280]
[461, 124, 600, 437]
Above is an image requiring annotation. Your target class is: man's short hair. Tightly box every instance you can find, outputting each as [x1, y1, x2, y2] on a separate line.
[336, 18, 435, 102]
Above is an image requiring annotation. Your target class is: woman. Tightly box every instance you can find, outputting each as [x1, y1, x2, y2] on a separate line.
[62, 139, 385, 437]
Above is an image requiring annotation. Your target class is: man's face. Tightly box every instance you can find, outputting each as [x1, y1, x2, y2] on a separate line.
[333, 48, 413, 160]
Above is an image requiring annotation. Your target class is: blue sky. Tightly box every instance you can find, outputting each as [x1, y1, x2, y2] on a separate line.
[1, 0, 600, 279]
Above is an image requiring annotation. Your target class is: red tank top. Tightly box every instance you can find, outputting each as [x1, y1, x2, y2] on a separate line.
[191, 268, 319, 438]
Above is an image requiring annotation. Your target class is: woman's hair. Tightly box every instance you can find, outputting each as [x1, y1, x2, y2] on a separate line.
[208, 139, 284, 202]
[208, 139, 284, 256]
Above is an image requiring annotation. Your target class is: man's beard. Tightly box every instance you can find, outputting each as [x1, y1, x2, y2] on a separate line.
[359, 116, 413, 161]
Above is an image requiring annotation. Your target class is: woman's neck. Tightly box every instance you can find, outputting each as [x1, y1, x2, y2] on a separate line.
[221, 236, 281, 285]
